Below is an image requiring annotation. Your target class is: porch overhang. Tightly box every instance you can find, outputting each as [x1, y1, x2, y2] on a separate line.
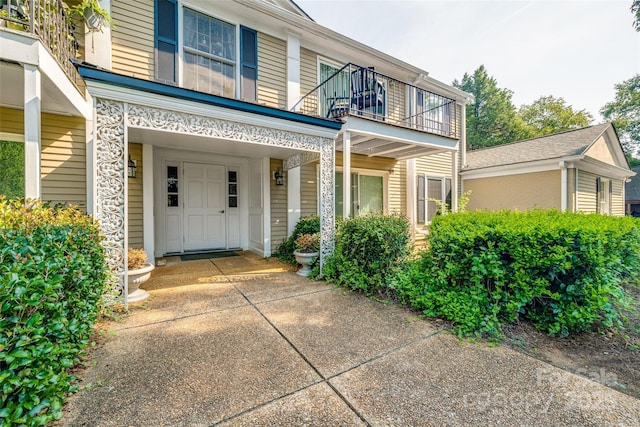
[336, 116, 458, 160]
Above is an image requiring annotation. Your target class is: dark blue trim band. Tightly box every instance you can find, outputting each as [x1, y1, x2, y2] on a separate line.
[75, 64, 342, 130]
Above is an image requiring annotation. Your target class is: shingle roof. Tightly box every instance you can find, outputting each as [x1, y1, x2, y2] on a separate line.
[626, 165, 640, 201]
[464, 123, 611, 171]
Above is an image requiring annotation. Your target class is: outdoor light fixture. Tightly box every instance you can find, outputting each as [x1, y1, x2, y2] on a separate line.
[128, 156, 137, 178]
[273, 167, 284, 186]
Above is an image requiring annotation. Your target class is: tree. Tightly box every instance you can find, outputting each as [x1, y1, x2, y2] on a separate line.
[518, 96, 593, 137]
[453, 65, 529, 149]
[601, 74, 640, 160]
[632, 0, 640, 31]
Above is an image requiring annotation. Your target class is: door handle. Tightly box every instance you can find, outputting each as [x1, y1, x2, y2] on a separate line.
[219, 210, 225, 214]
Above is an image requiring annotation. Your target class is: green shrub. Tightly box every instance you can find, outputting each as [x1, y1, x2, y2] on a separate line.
[394, 210, 640, 338]
[323, 214, 410, 295]
[275, 215, 320, 264]
[0, 198, 109, 426]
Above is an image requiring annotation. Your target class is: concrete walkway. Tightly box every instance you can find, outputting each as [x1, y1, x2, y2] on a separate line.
[61, 253, 639, 426]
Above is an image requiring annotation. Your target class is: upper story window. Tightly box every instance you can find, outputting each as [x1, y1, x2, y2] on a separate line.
[183, 8, 235, 98]
[155, 1, 257, 101]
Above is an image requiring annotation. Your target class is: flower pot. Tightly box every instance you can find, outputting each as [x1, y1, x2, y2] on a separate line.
[83, 8, 104, 31]
[127, 263, 154, 303]
[293, 251, 318, 277]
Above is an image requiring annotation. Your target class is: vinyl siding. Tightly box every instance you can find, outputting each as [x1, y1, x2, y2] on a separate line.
[128, 143, 143, 248]
[576, 170, 598, 213]
[386, 79, 406, 124]
[416, 152, 453, 177]
[300, 162, 317, 217]
[111, 0, 155, 79]
[257, 33, 287, 108]
[611, 178, 624, 216]
[388, 160, 406, 215]
[464, 170, 561, 212]
[299, 48, 318, 111]
[270, 158, 287, 251]
[336, 153, 397, 171]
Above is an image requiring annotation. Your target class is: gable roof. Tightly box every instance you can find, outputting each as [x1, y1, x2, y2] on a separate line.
[626, 165, 640, 201]
[263, 0, 314, 20]
[464, 123, 612, 171]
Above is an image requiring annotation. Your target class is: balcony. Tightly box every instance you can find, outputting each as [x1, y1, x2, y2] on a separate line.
[0, 0, 84, 93]
[292, 63, 459, 140]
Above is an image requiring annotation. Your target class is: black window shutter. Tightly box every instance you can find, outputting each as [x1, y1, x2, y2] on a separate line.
[240, 26, 257, 101]
[595, 177, 601, 213]
[155, 0, 178, 84]
[417, 175, 425, 224]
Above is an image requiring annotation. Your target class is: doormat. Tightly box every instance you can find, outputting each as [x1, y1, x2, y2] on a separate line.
[180, 251, 239, 261]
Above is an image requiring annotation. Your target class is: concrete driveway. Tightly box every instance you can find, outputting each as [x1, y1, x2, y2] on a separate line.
[60, 253, 640, 426]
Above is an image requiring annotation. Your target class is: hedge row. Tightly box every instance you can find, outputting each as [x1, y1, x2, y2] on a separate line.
[394, 210, 640, 338]
[0, 198, 109, 426]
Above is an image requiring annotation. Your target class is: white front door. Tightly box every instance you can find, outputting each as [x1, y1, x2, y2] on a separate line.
[183, 162, 226, 251]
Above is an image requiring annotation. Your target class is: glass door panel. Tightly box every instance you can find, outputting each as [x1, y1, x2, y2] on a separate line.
[359, 175, 383, 215]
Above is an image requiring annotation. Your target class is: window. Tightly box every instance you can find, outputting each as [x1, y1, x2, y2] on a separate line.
[596, 177, 611, 215]
[156, 4, 257, 100]
[319, 61, 350, 118]
[417, 175, 451, 223]
[0, 141, 24, 198]
[335, 171, 385, 218]
[183, 8, 236, 97]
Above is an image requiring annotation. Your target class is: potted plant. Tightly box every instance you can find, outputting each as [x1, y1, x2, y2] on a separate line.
[293, 233, 319, 277]
[70, 0, 113, 31]
[127, 248, 153, 302]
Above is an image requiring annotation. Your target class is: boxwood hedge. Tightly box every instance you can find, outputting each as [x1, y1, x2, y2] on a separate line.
[394, 210, 640, 338]
[0, 198, 109, 426]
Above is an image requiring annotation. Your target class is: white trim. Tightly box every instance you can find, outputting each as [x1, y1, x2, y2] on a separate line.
[287, 33, 301, 110]
[343, 130, 351, 218]
[575, 168, 580, 212]
[560, 161, 568, 212]
[406, 158, 416, 227]
[83, 81, 338, 139]
[335, 166, 390, 216]
[287, 166, 301, 236]
[24, 64, 41, 199]
[262, 157, 271, 257]
[143, 144, 155, 263]
[123, 106, 129, 309]
[452, 150, 459, 212]
[461, 156, 583, 180]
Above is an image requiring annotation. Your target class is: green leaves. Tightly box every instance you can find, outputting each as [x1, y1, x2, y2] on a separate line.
[395, 210, 640, 339]
[0, 198, 109, 426]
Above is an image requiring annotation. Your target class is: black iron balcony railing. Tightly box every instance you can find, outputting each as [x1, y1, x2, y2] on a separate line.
[292, 63, 459, 139]
[1, 0, 84, 93]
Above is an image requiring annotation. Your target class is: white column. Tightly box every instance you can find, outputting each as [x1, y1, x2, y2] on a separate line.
[263, 157, 271, 257]
[560, 161, 568, 212]
[452, 150, 459, 212]
[343, 131, 351, 218]
[287, 165, 301, 236]
[143, 144, 155, 262]
[83, 1, 112, 70]
[24, 64, 41, 199]
[286, 33, 301, 110]
[406, 158, 416, 227]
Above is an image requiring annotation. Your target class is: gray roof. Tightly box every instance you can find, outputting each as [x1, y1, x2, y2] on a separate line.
[626, 165, 640, 201]
[464, 123, 611, 171]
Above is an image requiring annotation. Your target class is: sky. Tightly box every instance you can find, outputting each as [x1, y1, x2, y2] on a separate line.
[295, 0, 640, 121]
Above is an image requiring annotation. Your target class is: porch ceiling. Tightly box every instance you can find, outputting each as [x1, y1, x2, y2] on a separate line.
[128, 127, 308, 160]
[0, 60, 85, 117]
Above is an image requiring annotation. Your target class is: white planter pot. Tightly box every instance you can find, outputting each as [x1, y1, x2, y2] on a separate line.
[293, 251, 318, 277]
[127, 263, 154, 303]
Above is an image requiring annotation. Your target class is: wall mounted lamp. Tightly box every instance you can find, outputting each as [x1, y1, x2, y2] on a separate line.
[128, 156, 137, 178]
[273, 167, 284, 186]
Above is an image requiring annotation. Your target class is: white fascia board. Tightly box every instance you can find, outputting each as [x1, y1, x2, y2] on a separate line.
[575, 157, 636, 179]
[84, 81, 340, 140]
[344, 116, 458, 151]
[460, 156, 584, 180]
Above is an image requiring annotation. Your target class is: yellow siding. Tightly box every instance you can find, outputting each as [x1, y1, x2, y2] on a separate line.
[576, 170, 598, 213]
[270, 159, 287, 251]
[336, 153, 397, 171]
[464, 170, 561, 212]
[389, 160, 406, 215]
[416, 152, 453, 177]
[111, 0, 155, 79]
[128, 143, 143, 248]
[41, 114, 86, 208]
[386, 79, 406, 124]
[299, 48, 318, 111]
[0, 107, 23, 134]
[611, 178, 624, 217]
[257, 33, 287, 108]
[300, 162, 317, 217]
